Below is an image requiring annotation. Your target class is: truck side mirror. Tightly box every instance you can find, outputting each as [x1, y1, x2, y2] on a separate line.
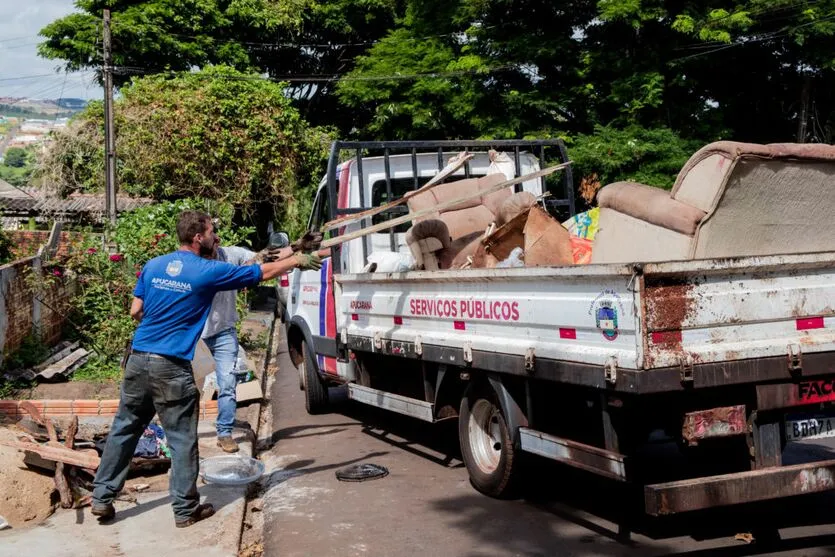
[268, 231, 290, 248]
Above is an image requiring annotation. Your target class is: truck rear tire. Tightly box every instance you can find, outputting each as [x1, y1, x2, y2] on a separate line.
[459, 384, 519, 498]
[302, 341, 330, 414]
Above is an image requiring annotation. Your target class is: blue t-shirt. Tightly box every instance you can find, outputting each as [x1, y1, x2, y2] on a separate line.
[132, 250, 262, 360]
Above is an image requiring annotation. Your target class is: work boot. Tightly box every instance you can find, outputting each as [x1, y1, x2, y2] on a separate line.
[91, 502, 115, 521]
[174, 503, 215, 528]
[216, 435, 239, 453]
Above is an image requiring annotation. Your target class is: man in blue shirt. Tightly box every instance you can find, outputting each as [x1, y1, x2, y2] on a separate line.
[91, 210, 322, 528]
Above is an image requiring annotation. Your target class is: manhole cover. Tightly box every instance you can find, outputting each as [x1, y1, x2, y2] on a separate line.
[335, 463, 389, 482]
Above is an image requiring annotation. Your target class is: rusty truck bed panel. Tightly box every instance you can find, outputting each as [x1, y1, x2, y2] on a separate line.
[642, 253, 835, 369]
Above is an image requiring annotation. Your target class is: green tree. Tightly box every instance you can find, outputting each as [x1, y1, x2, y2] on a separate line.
[38, 0, 397, 130]
[4, 147, 27, 168]
[38, 66, 334, 239]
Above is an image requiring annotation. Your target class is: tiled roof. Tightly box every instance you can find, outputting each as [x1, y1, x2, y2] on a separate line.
[0, 191, 154, 220]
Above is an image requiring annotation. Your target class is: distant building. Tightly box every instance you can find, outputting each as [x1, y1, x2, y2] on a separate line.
[56, 98, 87, 110]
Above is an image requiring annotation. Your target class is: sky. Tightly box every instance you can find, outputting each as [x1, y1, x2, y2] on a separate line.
[0, 2, 102, 100]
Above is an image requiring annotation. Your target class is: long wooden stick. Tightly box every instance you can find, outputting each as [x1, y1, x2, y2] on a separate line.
[322, 152, 474, 232]
[0, 439, 101, 470]
[58, 416, 79, 509]
[321, 161, 571, 250]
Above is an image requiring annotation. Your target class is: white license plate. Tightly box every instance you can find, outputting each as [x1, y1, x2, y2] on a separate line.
[785, 416, 835, 441]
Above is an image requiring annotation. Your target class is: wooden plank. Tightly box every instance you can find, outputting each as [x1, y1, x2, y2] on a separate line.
[37, 348, 89, 381]
[19, 401, 57, 442]
[320, 162, 572, 250]
[322, 152, 474, 232]
[59, 416, 78, 508]
[0, 439, 101, 469]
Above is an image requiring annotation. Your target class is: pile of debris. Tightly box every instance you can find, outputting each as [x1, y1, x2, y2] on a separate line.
[3, 341, 90, 383]
[0, 403, 170, 528]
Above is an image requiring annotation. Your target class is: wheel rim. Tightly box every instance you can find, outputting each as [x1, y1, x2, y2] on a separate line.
[468, 399, 503, 474]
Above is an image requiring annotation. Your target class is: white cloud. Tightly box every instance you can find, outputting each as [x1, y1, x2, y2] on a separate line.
[0, 1, 102, 99]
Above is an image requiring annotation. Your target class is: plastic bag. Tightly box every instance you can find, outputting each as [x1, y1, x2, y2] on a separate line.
[487, 150, 515, 180]
[562, 207, 600, 240]
[362, 251, 415, 273]
[570, 237, 594, 264]
[495, 247, 525, 268]
[235, 347, 254, 383]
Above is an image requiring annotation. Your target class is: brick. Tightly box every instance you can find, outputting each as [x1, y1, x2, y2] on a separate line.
[44, 400, 73, 410]
[72, 400, 101, 412]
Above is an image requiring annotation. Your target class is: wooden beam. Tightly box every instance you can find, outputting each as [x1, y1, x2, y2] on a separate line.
[320, 162, 571, 250]
[58, 416, 79, 508]
[0, 439, 101, 470]
[322, 152, 475, 232]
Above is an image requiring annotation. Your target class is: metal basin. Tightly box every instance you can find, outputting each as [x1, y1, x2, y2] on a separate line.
[200, 455, 265, 486]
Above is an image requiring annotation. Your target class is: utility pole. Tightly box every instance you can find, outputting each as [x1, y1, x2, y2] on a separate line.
[796, 76, 811, 144]
[103, 9, 117, 226]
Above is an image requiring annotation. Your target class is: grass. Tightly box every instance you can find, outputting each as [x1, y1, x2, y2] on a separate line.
[0, 379, 33, 399]
[240, 329, 270, 352]
[71, 356, 122, 383]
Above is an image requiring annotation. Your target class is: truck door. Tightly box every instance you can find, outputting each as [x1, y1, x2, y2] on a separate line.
[291, 185, 338, 375]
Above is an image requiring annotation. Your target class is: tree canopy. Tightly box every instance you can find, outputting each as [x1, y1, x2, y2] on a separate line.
[38, 66, 333, 238]
[37, 0, 835, 213]
[3, 148, 27, 168]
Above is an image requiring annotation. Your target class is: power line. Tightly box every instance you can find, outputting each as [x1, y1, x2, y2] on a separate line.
[673, 0, 829, 51]
[0, 73, 60, 83]
[109, 19, 500, 50]
[111, 64, 514, 83]
[0, 34, 38, 44]
[670, 12, 835, 63]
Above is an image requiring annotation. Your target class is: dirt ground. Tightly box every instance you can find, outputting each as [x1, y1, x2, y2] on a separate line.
[0, 429, 56, 529]
[29, 380, 121, 400]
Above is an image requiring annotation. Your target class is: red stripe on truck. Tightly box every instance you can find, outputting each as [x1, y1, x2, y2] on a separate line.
[797, 317, 825, 330]
[559, 328, 576, 339]
[651, 331, 683, 344]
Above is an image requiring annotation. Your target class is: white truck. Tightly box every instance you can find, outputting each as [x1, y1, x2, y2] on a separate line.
[284, 139, 835, 516]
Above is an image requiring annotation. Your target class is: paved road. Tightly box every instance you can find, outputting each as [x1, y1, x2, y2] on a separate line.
[261, 332, 835, 557]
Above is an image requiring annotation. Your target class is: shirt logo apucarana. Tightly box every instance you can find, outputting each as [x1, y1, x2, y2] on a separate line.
[166, 260, 183, 277]
[151, 277, 192, 293]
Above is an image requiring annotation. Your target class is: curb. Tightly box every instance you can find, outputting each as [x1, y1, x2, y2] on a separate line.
[235, 313, 278, 553]
[0, 399, 219, 420]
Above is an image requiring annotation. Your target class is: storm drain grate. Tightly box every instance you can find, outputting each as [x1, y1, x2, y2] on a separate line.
[335, 463, 389, 482]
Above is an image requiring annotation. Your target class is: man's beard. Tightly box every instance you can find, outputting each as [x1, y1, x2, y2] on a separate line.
[198, 240, 215, 258]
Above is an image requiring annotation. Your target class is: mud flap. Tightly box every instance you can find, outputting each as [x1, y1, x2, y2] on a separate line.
[487, 373, 529, 447]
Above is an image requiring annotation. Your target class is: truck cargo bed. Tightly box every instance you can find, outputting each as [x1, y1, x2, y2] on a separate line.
[336, 251, 835, 392]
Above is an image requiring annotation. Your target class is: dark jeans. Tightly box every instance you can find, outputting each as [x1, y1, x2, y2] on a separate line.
[92, 352, 200, 520]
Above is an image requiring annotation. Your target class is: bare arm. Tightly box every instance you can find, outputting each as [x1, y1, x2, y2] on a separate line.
[130, 297, 144, 322]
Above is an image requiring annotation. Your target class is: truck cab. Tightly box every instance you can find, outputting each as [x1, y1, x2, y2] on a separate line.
[282, 141, 573, 407]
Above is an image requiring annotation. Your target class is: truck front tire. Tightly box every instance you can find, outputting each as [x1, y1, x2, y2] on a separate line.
[302, 341, 330, 414]
[459, 384, 519, 498]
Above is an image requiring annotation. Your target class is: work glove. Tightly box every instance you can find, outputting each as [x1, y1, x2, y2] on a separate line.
[252, 246, 287, 264]
[291, 231, 323, 253]
[295, 252, 323, 271]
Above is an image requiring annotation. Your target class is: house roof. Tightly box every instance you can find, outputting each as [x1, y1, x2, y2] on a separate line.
[0, 190, 154, 221]
[0, 178, 34, 200]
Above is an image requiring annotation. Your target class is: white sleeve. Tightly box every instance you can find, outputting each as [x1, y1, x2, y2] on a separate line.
[223, 246, 257, 265]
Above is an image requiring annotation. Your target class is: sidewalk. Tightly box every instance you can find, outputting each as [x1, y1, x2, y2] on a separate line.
[0, 420, 253, 557]
[0, 308, 277, 557]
